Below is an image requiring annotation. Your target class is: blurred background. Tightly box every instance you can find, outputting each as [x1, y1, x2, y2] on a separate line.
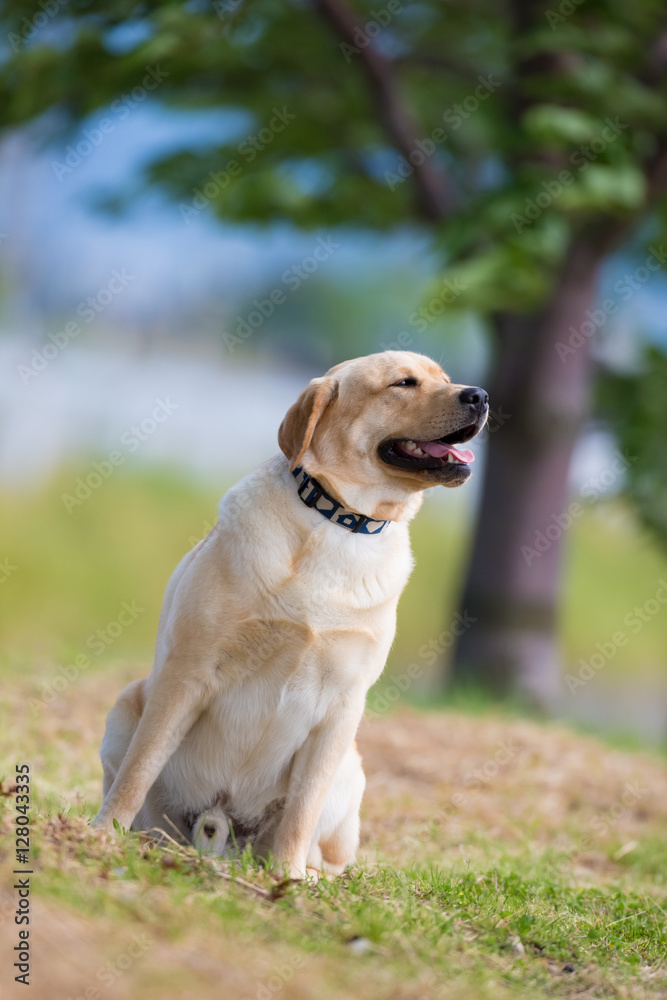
[1, 0, 667, 746]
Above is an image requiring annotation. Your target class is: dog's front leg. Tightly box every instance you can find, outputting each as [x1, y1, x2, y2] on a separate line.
[272, 697, 364, 879]
[94, 663, 210, 833]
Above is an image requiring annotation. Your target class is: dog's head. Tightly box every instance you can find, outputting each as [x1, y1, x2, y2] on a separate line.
[278, 351, 488, 521]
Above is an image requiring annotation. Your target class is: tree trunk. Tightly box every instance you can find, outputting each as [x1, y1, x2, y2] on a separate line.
[449, 237, 602, 709]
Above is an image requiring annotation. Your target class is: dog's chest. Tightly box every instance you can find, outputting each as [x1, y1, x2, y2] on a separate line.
[264, 520, 410, 618]
[166, 634, 367, 814]
[213, 515, 412, 690]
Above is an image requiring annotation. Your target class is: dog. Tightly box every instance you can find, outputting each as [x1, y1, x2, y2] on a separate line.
[95, 350, 488, 878]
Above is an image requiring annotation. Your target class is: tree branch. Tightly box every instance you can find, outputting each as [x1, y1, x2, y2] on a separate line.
[397, 52, 482, 84]
[645, 136, 667, 204]
[314, 0, 453, 222]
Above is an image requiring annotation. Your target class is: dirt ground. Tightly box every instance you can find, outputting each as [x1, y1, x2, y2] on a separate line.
[2, 669, 666, 1000]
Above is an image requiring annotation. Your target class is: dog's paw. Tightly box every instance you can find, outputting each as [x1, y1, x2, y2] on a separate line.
[90, 812, 122, 838]
[276, 860, 313, 882]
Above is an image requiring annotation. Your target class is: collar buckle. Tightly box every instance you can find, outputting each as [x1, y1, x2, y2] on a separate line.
[297, 474, 323, 508]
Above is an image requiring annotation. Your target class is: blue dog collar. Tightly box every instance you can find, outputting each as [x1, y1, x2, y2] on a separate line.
[291, 466, 388, 535]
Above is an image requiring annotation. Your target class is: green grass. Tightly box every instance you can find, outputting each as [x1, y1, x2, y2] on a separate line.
[22, 829, 667, 997]
[2, 697, 667, 1000]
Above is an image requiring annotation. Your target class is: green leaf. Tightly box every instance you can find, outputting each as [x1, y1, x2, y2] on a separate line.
[523, 106, 604, 146]
[562, 164, 645, 212]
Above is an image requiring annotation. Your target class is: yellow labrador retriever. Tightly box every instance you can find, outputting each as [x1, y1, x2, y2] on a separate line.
[95, 351, 488, 877]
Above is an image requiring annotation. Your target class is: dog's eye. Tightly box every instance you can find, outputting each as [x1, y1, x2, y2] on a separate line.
[391, 377, 419, 388]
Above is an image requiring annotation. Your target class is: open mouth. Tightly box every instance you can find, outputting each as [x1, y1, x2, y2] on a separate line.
[378, 423, 479, 472]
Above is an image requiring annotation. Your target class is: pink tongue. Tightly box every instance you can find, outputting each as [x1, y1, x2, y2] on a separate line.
[418, 440, 475, 463]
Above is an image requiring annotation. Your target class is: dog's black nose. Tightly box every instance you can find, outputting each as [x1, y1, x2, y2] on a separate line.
[460, 386, 489, 408]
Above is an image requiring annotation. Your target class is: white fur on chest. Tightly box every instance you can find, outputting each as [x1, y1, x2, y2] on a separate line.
[221, 456, 415, 620]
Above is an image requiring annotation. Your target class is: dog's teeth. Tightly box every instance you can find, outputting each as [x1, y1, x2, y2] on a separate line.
[401, 440, 427, 457]
[446, 453, 457, 463]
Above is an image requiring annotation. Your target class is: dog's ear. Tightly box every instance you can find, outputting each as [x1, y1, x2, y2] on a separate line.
[278, 377, 338, 471]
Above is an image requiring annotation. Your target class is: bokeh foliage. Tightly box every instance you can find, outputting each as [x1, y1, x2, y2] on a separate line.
[2, 0, 667, 314]
[598, 346, 667, 544]
[1, 0, 667, 552]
